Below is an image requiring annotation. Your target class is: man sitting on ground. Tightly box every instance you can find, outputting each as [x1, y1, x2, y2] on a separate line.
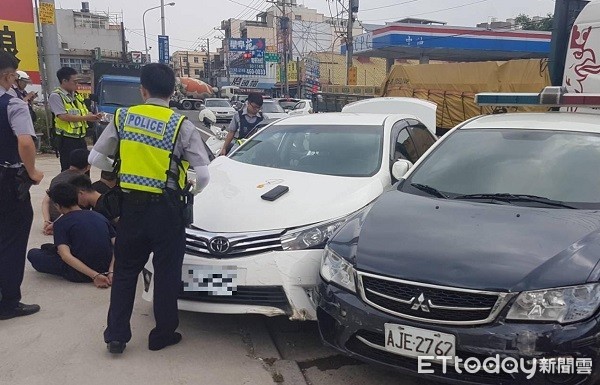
[42, 148, 90, 235]
[92, 170, 117, 194]
[28, 183, 115, 288]
[70, 174, 119, 224]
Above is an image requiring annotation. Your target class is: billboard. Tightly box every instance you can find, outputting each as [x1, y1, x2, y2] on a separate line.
[158, 35, 169, 65]
[228, 38, 266, 76]
[1, 0, 41, 84]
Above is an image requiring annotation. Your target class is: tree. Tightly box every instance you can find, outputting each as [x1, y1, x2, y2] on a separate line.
[514, 13, 554, 31]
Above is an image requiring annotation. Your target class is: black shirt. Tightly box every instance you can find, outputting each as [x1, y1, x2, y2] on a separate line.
[92, 180, 112, 195]
[53, 210, 115, 282]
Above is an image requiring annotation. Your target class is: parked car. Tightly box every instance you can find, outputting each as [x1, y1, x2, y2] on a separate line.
[142, 98, 438, 321]
[204, 98, 236, 122]
[288, 99, 313, 116]
[277, 98, 301, 112]
[260, 100, 289, 120]
[317, 88, 600, 385]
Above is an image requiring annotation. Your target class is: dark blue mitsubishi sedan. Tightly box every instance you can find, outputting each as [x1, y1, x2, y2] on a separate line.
[316, 110, 600, 385]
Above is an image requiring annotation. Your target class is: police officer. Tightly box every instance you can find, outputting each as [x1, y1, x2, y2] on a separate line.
[49, 67, 101, 171]
[89, 63, 210, 354]
[10, 70, 37, 123]
[0, 51, 44, 320]
[219, 92, 264, 155]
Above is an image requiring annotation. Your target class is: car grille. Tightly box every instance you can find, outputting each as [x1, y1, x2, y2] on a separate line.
[186, 227, 283, 258]
[358, 272, 512, 325]
[179, 285, 289, 310]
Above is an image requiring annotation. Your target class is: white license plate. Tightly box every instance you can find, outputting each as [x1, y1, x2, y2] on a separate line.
[384, 323, 456, 359]
[182, 265, 242, 296]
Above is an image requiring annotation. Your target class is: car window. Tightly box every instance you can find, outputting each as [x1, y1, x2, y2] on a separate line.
[407, 129, 600, 207]
[262, 102, 286, 113]
[206, 100, 231, 108]
[394, 128, 419, 163]
[297, 102, 306, 110]
[230, 124, 384, 177]
[408, 125, 436, 157]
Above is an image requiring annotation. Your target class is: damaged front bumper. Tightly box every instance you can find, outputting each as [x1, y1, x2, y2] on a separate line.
[142, 249, 323, 321]
[317, 282, 600, 385]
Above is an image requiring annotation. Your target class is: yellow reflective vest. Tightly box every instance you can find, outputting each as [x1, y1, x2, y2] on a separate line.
[115, 105, 188, 194]
[53, 88, 89, 138]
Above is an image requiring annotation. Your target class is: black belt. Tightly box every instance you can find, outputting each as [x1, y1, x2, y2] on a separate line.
[122, 190, 164, 204]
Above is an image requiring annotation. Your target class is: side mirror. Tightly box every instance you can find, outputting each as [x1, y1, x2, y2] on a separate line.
[391, 159, 413, 180]
[89, 94, 98, 103]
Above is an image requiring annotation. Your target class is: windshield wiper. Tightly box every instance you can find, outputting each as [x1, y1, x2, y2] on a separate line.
[411, 183, 448, 199]
[453, 193, 576, 209]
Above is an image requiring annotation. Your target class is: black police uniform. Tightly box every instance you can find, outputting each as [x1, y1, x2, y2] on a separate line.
[0, 93, 34, 314]
[237, 110, 264, 140]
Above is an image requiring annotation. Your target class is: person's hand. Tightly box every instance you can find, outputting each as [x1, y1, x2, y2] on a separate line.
[218, 148, 228, 156]
[24, 92, 37, 102]
[93, 274, 111, 288]
[42, 221, 53, 236]
[106, 272, 114, 286]
[87, 113, 102, 122]
[29, 168, 44, 185]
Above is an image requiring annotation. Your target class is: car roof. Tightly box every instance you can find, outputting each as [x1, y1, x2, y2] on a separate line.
[275, 112, 415, 126]
[463, 112, 600, 133]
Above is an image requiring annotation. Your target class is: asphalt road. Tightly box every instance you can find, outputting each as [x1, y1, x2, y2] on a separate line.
[0, 153, 439, 385]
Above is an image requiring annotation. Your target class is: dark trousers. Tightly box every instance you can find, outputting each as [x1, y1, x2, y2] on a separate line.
[0, 172, 33, 313]
[104, 193, 185, 344]
[27, 247, 90, 283]
[58, 136, 87, 171]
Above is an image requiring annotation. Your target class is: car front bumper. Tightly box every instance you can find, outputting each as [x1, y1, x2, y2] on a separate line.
[316, 282, 600, 385]
[142, 249, 323, 320]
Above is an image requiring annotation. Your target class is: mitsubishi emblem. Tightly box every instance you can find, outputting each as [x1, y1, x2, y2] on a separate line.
[411, 293, 430, 312]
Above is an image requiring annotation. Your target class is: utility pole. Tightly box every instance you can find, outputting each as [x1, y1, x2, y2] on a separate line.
[40, 0, 61, 92]
[268, 0, 289, 96]
[160, 0, 166, 35]
[206, 38, 211, 86]
[346, 0, 358, 85]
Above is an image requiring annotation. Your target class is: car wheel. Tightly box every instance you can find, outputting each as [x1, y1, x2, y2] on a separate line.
[194, 101, 203, 110]
[182, 100, 193, 110]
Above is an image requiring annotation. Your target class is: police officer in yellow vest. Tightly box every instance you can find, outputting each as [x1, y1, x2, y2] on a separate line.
[49, 67, 102, 171]
[89, 63, 210, 354]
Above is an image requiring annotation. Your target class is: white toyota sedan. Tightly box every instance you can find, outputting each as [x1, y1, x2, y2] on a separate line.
[142, 99, 438, 320]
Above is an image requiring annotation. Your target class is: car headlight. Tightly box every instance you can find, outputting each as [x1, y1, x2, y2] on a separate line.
[506, 283, 600, 324]
[320, 247, 356, 293]
[281, 217, 347, 251]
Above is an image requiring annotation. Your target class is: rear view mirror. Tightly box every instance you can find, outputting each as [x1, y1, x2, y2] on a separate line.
[392, 159, 413, 180]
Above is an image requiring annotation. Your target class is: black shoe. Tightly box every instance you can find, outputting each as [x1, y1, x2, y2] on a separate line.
[148, 332, 182, 351]
[0, 303, 41, 320]
[107, 341, 126, 354]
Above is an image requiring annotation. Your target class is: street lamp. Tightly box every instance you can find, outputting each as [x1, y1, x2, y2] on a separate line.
[143, 2, 175, 59]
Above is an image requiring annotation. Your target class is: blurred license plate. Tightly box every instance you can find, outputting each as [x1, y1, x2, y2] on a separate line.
[182, 265, 241, 296]
[384, 323, 455, 359]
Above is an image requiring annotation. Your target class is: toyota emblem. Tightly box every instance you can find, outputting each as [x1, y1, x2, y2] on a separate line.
[209, 236, 231, 254]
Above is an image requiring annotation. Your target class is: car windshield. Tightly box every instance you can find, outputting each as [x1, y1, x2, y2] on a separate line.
[279, 100, 299, 110]
[206, 100, 231, 108]
[262, 102, 285, 113]
[230, 124, 383, 177]
[406, 128, 600, 208]
[101, 82, 143, 107]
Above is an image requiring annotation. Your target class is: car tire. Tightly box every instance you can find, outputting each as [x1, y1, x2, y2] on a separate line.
[182, 100, 193, 110]
[194, 101, 203, 110]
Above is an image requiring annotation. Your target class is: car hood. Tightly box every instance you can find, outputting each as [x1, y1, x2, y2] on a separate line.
[354, 191, 600, 292]
[193, 157, 385, 232]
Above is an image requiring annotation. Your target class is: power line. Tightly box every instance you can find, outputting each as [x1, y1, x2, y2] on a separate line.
[362, 0, 491, 22]
[361, 0, 422, 12]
